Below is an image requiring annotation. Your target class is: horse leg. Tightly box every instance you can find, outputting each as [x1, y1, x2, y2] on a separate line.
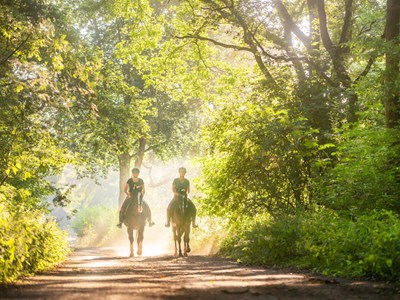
[173, 227, 178, 257]
[137, 227, 144, 256]
[178, 228, 183, 257]
[184, 226, 191, 254]
[128, 226, 134, 257]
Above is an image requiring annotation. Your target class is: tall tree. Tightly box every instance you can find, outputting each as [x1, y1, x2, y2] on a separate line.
[65, 0, 209, 205]
[0, 0, 96, 208]
[385, 0, 400, 128]
[174, 0, 385, 131]
[169, 0, 391, 215]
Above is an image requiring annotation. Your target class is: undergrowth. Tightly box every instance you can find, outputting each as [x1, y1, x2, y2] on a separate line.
[220, 209, 400, 281]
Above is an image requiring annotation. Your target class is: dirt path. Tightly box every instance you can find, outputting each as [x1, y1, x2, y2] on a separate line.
[1, 247, 399, 299]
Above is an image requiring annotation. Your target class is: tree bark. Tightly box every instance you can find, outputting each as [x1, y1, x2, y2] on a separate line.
[385, 0, 400, 128]
[316, 0, 357, 122]
[118, 151, 131, 206]
[134, 138, 146, 168]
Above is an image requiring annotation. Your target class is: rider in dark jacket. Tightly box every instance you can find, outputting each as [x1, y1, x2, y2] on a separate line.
[117, 168, 155, 228]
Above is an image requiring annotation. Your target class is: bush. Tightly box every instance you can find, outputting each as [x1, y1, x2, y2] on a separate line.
[220, 214, 274, 264]
[314, 127, 400, 214]
[71, 204, 119, 246]
[303, 209, 400, 279]
[0, 203, 70, 284]
[220, 209, 400, 280]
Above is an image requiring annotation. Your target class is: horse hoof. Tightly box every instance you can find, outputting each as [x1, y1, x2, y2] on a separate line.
[179, 252, 183, 257]
[186, 247, 191, 253]
[137, 249, 142, 256]
[184, 252, 188, 257]
[129, 252, 134, 258]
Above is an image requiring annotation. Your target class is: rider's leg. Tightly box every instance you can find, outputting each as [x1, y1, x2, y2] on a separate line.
[117, 197, 129, 228]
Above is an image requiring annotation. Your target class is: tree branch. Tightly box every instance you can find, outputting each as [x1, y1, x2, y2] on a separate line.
[273, 0, 311, 51]
[0, 34, 32, 66]
[339, 0, 353, 45]
[306, 59, 340, 88]
[175, 34, 253, 52]
[354, 56, 376, 84]
[316, 0, 334, 52]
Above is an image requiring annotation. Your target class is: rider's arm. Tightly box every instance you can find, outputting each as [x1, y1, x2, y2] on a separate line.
[124, 182, 130, 197]
[187, 181, 190, 195]
[172, 181, 178, 196]
[141, 179, 145, 195]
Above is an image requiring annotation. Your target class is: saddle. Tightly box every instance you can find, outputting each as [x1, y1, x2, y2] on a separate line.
[122, 193, 144, 218]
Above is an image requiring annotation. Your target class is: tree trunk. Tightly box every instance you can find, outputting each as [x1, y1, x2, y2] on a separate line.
[118, 151, 131, 206]
[134, 138, 146, 168]
[385, 0, 400, 128]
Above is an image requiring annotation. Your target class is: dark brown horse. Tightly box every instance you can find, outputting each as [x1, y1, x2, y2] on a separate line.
[121, 193, 150, 257]
[170, 195, 194, 256]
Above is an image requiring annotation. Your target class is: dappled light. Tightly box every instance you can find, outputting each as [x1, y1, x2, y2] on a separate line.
[1, 0, 400, 298]
[3, 247, 398, 299]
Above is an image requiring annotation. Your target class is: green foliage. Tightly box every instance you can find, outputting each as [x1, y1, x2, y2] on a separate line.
[220, 209, 400, 280]
[0, 193, 70, 283]
[219, 214, 272, 264]
[71, 205, 119, 246]
[198, 95, 325, 217]
[303, 210, 400, 279]
[65, 0, 212, 170]
[0, 0, 399, 285]
[314, 126, 400, 214]
[0, 0, 90, 283]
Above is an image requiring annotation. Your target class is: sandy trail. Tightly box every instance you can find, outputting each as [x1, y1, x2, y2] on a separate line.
[1, 247, 399, 299]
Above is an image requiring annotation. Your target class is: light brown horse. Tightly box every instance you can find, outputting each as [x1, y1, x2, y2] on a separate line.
[170, 195, 194, 256]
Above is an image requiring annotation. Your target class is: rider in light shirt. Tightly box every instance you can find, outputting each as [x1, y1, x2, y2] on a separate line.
[165, 167, 198, 228]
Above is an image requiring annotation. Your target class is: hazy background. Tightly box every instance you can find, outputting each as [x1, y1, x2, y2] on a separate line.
[49, 159, 222, 257]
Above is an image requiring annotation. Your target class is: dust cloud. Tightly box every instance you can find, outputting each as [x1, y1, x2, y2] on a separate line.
[51, 159, 220, 257]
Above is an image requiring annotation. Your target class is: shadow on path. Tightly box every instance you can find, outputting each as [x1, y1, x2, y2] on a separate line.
[1, 247, 399, 300]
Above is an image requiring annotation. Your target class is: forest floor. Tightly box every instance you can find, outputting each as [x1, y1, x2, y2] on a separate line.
[1, 247, 400, 300]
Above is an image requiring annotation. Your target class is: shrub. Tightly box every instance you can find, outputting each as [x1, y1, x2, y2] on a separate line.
[220, 209, 400, 280]
[0, 203, 70, 283]
[71, 204, 119, 246]
[314, 127, 400, 214]
[303, 209, 400, 279]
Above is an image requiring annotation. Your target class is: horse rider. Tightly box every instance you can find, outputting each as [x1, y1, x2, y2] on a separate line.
[117, 168, 155, 228]
[165, 167, 198, 228]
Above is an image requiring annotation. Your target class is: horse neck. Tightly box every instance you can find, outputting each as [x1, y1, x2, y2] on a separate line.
[130, 194, 140, 205]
